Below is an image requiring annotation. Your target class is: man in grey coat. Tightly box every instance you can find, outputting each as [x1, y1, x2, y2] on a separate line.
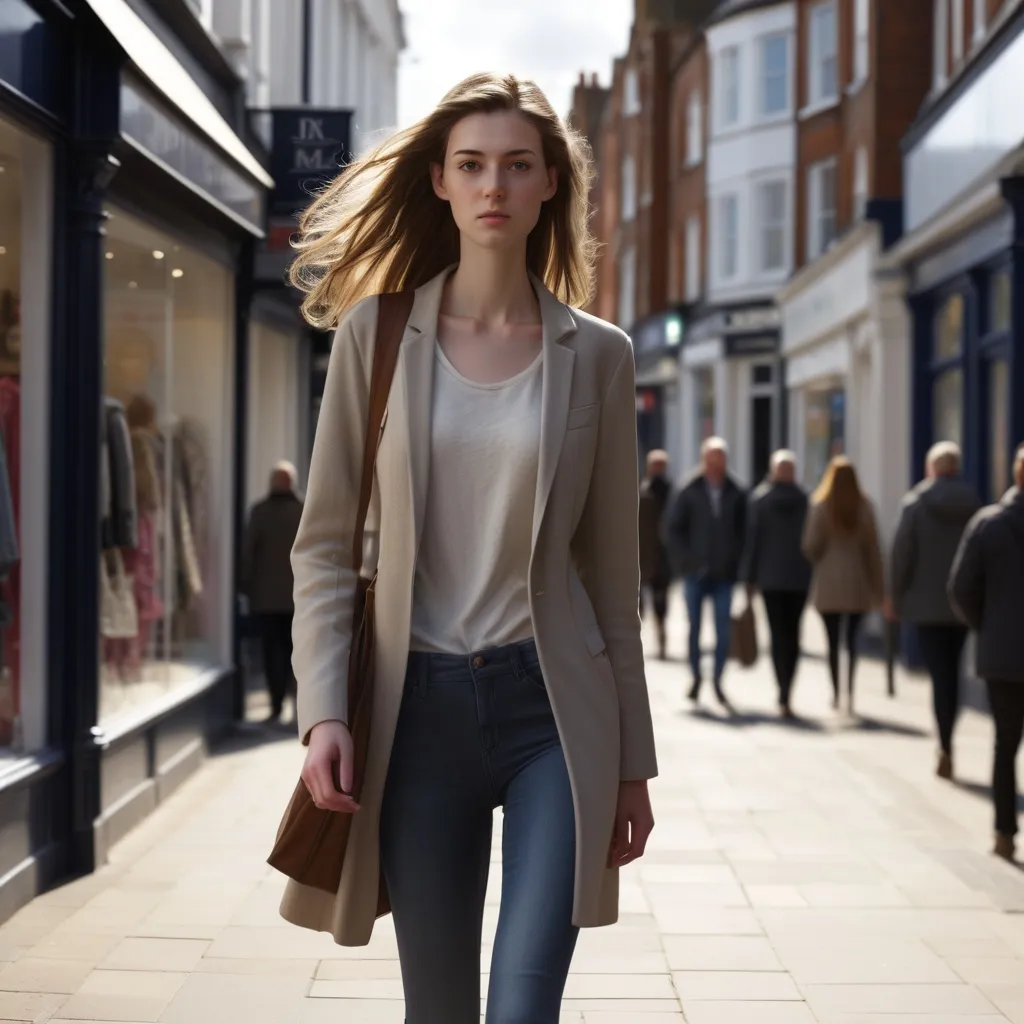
[240, 462, 304, 724]
[889, 441, 981, 779]
[665, 437, 746, 707]
[948, 443, 1024, 863]
[740, 450, 811, 718]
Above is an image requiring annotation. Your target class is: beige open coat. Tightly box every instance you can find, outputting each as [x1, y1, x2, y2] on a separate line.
[279, 266, 659, 946]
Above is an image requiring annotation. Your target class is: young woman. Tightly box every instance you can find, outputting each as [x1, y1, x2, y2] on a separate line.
[278, 73, 658, 1023]
[802, 456, 884, 713]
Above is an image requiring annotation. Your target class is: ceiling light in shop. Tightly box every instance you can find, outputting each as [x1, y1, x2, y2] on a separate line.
[152, 250, 165, 260]
[105, 252, 114, 260]
[171, 268, 184, 278]
[128, 281, 138, 289]
[0, 247, 6, 256]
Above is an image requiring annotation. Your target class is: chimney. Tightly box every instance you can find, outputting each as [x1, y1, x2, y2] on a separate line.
[578, 71, 586, 86]
[591, 72, 599, 87]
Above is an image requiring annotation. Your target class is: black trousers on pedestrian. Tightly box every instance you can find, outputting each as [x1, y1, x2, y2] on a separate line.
[916, 624, 968, 755]
[821, 612, 863, 700]
[762, 590, 807, 706]
[259, 611, 294, 717]
[986, 680, 1024, 838]
[639, 576, 669, 625]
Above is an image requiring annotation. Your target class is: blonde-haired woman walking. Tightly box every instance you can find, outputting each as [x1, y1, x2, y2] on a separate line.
[280, 73, 658, 1022]
[802, 457, 884, 714]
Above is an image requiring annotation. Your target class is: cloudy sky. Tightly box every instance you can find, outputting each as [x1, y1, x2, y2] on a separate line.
[396, 0, 634, 127]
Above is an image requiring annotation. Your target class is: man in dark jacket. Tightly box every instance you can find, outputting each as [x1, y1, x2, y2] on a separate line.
[948, 443, 1024, 863]
[740, 450, 811, 717]
[638, 449, 672, 659]
[240, 462, 304, 724]
[665, 437, 746, 706]
[889, 441, 981, 779]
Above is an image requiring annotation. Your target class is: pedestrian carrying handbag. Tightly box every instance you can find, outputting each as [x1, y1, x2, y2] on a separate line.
[729, 598, 758, 668]
[266, 290, 414, 902]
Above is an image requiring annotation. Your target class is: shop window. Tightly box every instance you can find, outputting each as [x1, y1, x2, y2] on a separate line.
[0, 116, 51, 754]
[988, 358, 1009, 500]
[990, 267, 1011, 333]
[804, 387, 845, 489]
[695, 368, 716, 443]
[933, 368, 964, 448]
[934, 292, 964, 360]
[100, 208, 234, 723]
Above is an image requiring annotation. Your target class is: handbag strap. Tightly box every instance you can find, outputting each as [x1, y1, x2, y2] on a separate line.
[350, 290, 415, 574]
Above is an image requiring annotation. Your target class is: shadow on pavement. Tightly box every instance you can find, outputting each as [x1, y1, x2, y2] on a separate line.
[844, 714, 931, 738]
[954, 777, 1024, 812]
[210, 718, 298, 758]
[685, 705, 827, 732]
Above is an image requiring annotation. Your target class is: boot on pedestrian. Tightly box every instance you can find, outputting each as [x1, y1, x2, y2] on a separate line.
[936, 750, 954, 780]
[993, 833, 1016, 862]
[657, 620, 667, 661]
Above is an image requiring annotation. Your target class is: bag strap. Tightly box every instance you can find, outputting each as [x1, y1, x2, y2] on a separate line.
[350, 290, 415, 574]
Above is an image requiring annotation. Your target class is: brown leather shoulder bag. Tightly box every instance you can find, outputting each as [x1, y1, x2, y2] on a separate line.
[267, 289, 414, 909]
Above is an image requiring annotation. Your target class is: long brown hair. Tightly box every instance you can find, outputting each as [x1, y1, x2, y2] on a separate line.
[288, 73, 597, 329]
[812, 456, 863, 533]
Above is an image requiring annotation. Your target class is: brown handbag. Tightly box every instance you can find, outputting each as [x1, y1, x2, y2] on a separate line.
[266, 290, 414, 910]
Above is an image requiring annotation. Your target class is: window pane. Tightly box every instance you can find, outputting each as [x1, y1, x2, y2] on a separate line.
[687, 91, 702, 164]
[695, 368, 715, 441]
[101, 208, 234, 723]
[989, 359, 1009, 499]
[933, 368, 964, 449]
[761, 34, 788, 114]
[618, 247, 636, 329]
[721, 48, 740, 125]
[685, 216, 701, 300]
[811, 1, 838, 101]
[720, 195, 738, 277]
[934, 293, 964, 360]
[759, 180, 786, 271]
[991, 268, 1011, 333]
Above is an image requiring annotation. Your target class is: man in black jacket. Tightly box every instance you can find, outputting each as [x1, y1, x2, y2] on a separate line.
[889, 442, 981, 779]
[740, 450, 811, 717]
[948, 443, 1024, 862]
[240, 462, 304, 724]
[665, 437, 746, 706]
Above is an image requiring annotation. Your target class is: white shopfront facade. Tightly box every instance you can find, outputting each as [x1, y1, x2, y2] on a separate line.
[778, 221, 912, 539]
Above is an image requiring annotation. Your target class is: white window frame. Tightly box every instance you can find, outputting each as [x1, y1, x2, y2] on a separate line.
[621, 153, 637, 223]
[757, 180, 787, 273]
[718, 194, 739, 280]
[685, 215, 701, 301]
[951, 0, 965, 66]
[853, 146, 868, 220]
[807, 158, 837, 259]
[624, 68, 641, 117]
[719, 46, 741, 128]
[853, 0, 870, 85]
[973, 0, 986, 44]
[808, 0, 839, 107]
[686, 90, 703, 165]
[759, 33, 790, 116]
[618, 246, 636, 329]
[934, 0, 948, 89]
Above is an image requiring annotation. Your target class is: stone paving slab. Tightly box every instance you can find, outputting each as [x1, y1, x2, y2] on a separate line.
[0, 591, 1022, 1021]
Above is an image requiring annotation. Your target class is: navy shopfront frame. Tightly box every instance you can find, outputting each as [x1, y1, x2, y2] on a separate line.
[907, 194, 1022, 504]
[0, 0, 273, 923]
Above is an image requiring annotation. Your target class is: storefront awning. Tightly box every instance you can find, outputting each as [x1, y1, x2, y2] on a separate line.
[82, 0, 274, 189]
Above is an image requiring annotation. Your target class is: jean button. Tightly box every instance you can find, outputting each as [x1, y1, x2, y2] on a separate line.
[472, 655, 485, 669]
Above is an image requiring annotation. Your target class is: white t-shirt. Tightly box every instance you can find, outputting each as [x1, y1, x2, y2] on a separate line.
[409, 343, 542, 654]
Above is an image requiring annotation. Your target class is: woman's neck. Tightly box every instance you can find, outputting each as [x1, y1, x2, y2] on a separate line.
[442, 250, 540, 331]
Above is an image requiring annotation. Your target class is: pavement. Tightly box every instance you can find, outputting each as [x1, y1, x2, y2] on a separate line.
[1, 592, 1024, 1023]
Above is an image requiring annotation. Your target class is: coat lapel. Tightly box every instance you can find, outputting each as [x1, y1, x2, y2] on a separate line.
[530, 272, 578, 551]
[399, 266, 578, 556]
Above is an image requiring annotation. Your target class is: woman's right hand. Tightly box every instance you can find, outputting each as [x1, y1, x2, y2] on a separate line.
[301, 720, 361, 813]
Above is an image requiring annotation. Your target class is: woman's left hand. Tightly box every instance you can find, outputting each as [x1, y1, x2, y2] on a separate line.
[608, 780, 655, 868]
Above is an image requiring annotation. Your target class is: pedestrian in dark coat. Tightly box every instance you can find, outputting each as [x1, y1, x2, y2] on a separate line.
[740, 450, 811, 717]
[948, 443, 1024, 863]
[638, 449, 672, 659]
[240, 461, 304, 723]
[665, 437, 746, 707]
[889, 441, 981, 779]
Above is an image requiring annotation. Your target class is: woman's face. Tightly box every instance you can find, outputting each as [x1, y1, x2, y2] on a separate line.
[431, 111, 557, 253]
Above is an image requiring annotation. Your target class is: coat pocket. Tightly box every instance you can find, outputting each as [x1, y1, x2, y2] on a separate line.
[566, 403, 599, 432]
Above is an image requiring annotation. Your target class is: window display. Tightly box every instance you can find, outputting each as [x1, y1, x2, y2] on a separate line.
[0, 117, 51, 754]
[100, 208, 234, 722]
[803, 386, 845, 490]
[988, 359, 1009, 500]
[932, 368, 963, 450]
[695, 368, 715, 443]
